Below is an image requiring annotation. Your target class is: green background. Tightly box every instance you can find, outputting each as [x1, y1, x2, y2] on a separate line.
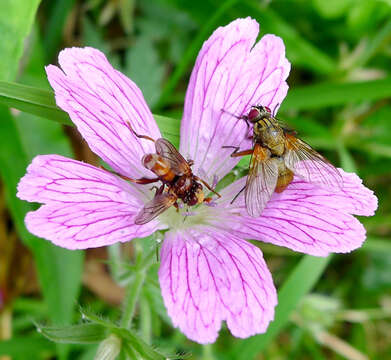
[0, 0, 390, 359]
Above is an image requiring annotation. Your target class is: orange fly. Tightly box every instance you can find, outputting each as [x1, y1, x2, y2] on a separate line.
[104, 123, 220, 225]
[224, 105, 342, 217]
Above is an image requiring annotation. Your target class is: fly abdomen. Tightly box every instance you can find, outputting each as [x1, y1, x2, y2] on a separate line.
[275, 161, 294, 193]
[142, 154, 175, 182]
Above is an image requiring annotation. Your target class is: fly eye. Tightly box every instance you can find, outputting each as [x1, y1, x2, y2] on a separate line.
[264, 106, 272, 114]
[142, 154, 155, 169]
[247, 108, 260, 122]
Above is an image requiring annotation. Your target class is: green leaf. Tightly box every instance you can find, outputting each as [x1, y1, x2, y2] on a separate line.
[0, 337, 55, 357]
[312, 0, 354, 18]
[38, 323, 108, 344]
[229, 255, 331, 359]
[361, 236, 391, 253]
[4, 77, 391, 136]
[0, 81, 71, 125]
[113, 328, 176, 360]
[352, 18, 391, 68]
[0, 81, 180, 144]
[154, 114, 180, 146]
[282, 78, 391, 110]
[118, 0, 135, 34]
[0, 0, 41, 81]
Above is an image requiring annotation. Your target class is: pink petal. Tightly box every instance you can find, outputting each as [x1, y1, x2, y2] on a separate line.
[159, 228, 277, 344]
[218, 169, 377, 256]
[180, 18, 290, 183]
[17, 155, 159, 249]
[46, 47, 161, 179]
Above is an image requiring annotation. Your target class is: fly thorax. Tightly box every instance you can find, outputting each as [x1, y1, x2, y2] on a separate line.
[182, 181, 203, 206]
[253, 121, 265, 136]
[259, 126, 285, 156]
[269, 140, 285, 156]
[174, 175, 193, 195]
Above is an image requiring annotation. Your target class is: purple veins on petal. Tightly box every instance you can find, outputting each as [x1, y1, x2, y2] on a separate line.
[180, 17, 290, 184]
[17, 155, 159, 249]
[159, 228, 277, 344]
[219, 169, 377, 257]
[46, 47, 161, 180]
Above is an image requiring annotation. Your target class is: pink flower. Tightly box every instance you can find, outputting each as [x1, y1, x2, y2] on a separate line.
[17, 18, 377, 344]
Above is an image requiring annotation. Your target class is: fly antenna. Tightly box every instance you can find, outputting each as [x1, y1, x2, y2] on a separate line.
[221, 108, 251, 131]
[220, 108, 243, 120]
[272, 103, 280, 117]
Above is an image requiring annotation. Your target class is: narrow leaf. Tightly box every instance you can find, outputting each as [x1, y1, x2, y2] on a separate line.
[38, 323, 108, 344]
[0, 80, 180, 143]
[0, 81, 71, 125]
[0, 0, 41, 80]
[282, 78, 391, 110]
[0, 337, 55, 357]
[229, 255, 331, 359]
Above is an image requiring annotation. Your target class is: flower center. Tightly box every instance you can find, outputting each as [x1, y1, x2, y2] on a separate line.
[158, 201, 224, 230]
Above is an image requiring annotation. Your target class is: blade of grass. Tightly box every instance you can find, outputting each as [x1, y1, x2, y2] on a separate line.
[229, 256, 331, 359]
[43, 0, 77, 61]
[0, 81, 71, 125]
[0, 80, 180, 144]
[0, 337, 55, 357]
[0, 0, 41, 81]
[4, 77, 391, 127]
[353, 19, 391, 68]
[281, 78, 391, 110]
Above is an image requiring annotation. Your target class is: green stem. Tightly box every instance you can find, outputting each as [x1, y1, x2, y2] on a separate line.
[123, 342, 140, 360]
[202, 344, 215, 360]
[140, 292, 152, 344]
[121, 270, 147, 329]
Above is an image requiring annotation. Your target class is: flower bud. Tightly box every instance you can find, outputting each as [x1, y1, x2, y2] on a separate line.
[95, 334, 121, 360]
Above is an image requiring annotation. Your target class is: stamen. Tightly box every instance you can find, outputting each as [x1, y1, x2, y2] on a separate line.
[212, 175, 219, 189]
[182, 211, 197, 217]
[205, 200, 218, 207]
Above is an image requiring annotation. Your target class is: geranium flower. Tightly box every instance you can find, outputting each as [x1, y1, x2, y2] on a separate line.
[17, 18, 377, 344]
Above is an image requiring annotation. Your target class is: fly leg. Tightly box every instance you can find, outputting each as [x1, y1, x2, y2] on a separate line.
[99, 165, 160, 184]
[231, 185, 246, 204]
[222, 146, 254, 158]
[221, 108, 251, 133]
[194, 176, 221, 198]
[150, 184, 165, 194]
[126, 121, 155, 143]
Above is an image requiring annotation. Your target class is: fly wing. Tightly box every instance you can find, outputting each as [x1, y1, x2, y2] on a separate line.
[135, 192, 177, 225]
[284, 134, 343, 189]
[155, 138, 191, 175]
[245, 145, 278, 217]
